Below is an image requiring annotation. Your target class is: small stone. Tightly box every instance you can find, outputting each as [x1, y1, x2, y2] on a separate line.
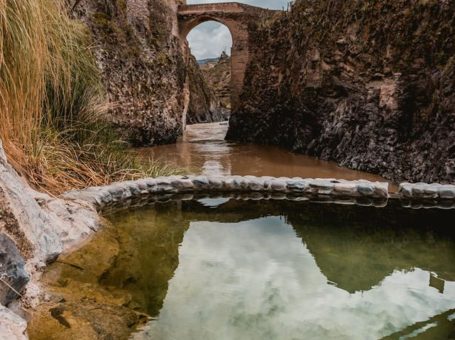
[270, 180, 287, 192]
[135, 180, 149, 191]
[248, 179, 265, 191]
[423, 186, 439, 199]
[171, 179, 194, 191]
[156, 177, 173, 186]
[221, 177, 235, 190]
[261, 177, 274, 190]
[286, 180, 306, 192]
[192, 176, 210, 189]
[373, 183, 388, 198]
[233, 176, 248, 190]
[144, 179, 157, 188]
[310, 180, 334, 194]
[208, 177, 223, 190]
[121, 188, 133, 199]
[107, 185, 125, 199]
[439, 186, 455, 199]
[399, 183, 413, 198]
[357, 183, 375, 196]
[411, 183, 427, 197]
[126, 182, 141, 196]
[334, 182, 358, 195]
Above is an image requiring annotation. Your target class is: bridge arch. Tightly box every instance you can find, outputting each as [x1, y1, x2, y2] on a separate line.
[178, 3, 276, 111]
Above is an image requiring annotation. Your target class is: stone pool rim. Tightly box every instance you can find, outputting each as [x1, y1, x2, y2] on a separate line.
[63, 175, 455, 211]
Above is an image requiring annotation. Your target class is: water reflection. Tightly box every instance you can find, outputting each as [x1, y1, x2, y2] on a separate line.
[138, 122, 392, 185]
[100, 201, 455, 339]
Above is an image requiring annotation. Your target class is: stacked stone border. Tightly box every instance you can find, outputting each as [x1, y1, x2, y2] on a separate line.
[63, 176, 455, 210]
[1, 176, 454, 339]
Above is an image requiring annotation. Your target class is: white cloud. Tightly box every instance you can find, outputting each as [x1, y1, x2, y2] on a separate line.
[186, 0, 292, 59]
[138, 217, 455, 340]
[187, 21, 232, 60]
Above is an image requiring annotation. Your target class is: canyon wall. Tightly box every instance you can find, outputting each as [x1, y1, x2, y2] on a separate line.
[201, 52, 232, 111]
[70, 0, 187, 146]
[186, 55, 228, 124]
[228, 0, 455, 183]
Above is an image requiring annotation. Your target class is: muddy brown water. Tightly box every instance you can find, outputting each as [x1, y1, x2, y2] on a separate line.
[29, 123, 454, 339]
[138, 122, 395, 188]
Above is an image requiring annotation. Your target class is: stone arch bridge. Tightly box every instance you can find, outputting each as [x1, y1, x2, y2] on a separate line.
[178, 2, 278, 110]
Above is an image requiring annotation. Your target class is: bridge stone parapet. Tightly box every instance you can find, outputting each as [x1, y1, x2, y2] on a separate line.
[178, 3, 278, 110]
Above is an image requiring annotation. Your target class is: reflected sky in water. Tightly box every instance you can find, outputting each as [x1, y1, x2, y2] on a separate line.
[134, 216, 455, 340]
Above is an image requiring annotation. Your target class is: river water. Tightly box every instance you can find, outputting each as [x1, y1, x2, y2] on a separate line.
[28, 122, 455, 339]
[139, 122, 391, 184]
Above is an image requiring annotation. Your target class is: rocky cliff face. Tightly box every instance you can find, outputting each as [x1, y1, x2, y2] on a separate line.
[186, 55, 227, 124]
[201, 52, 232, 110]
[70, 0, 187, 146]
[228, 0, 455, 183]
[186, 52, 231, 124]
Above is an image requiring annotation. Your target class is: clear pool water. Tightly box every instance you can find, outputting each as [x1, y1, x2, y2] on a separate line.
[98, 200, 455, 340]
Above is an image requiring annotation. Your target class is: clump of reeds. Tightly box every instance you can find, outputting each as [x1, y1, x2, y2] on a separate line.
[0, 0, 178, 194]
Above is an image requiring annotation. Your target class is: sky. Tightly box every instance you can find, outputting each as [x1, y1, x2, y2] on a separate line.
[186, 0, 292, 60]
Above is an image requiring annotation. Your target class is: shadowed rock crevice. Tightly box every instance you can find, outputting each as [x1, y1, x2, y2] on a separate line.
[186, 54, 229, 124]
[200, 52, 232, 111]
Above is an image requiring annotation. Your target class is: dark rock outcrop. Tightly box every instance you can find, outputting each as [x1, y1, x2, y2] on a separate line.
[201, 52, 232, 110]
[0, 235, 28, 306]
[70, 0, 187, 146]
[186, 55, 228, 124]
[228, 0, 455, 183]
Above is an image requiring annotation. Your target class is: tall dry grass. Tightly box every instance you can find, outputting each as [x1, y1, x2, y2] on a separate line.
[0, 0, 179, 194]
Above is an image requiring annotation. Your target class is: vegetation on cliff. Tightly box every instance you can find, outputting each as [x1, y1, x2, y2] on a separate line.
[187, 54, 229, 124]
[201, 52, 231, 110]
[228, 0, 455, 183]
[71, 0, 187, 146]
[0, 0, 177, 194]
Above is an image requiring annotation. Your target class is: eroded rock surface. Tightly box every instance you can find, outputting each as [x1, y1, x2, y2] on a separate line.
[0, 235, 29, 306]
[186, 55, 228, 124]
[0, 140, 100, 264]
[0, 139, 101, 338]
[228, 0, 455, 183]
[201, 52, 232, 111]
[0, 304, 27, 340]
[70, 0, 187, 146]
